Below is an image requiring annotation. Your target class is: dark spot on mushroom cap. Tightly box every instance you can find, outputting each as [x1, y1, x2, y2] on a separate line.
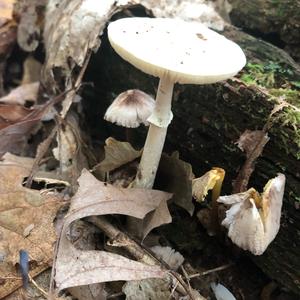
[196, 33, 207, 40]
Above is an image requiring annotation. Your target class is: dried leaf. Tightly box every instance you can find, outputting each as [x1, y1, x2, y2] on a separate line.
[0, 82, 39, 105]
[158, 152, 195, 215]
[218, 174, 286, 255]
[0, 0, 15, 20]
[21, 56, 42, 85]
[0, 98, 57, 157]
[17, 1, 46, 51]
[68, 283, 107, 300]
[0, 154, 63, 298]
[42, 0, 125, 89]
[67, 221, 107, 300]
[123, 278, 171, 300]
[192, 168, 225, 202]
[142, 200, 172, 239]
[53, 113, 89, 186]
[0, 104, 32, 128]
[233, 129, 270, 193]
[54, 169, 171, 291]
[0, 21, 17, 96]
[93, 137, 141, 179]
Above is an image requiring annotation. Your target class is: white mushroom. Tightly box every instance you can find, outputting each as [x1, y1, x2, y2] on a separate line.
[108, 17, 246, 189]
[104, 89, 155, 128]
[217, 173, 286, 255]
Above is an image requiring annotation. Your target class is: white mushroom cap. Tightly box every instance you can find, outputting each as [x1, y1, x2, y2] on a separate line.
[104, 89, 155, 128]
[108, 17, 246, 84]
[218, 174, 286, 255]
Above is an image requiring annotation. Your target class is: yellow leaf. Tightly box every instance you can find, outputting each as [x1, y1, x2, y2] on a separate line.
[192, 167, 225, 202]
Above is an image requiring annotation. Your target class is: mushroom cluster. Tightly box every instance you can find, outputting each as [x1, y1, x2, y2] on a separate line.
[107, 17, 246, 189]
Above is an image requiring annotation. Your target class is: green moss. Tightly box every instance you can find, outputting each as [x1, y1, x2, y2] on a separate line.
[239, 62, 300, 158]
[240, 61, 295, 88]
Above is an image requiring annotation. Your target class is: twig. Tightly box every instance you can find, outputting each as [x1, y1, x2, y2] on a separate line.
[107, 292, 125, 299]
[187, 263, 234, 279]
[88, 216, 201, 300]
[25, 124, 58, 188]
[28, 274, 48, 298]
[26, 51, 92, 189]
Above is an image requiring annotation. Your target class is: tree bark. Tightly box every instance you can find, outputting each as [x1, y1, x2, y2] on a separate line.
[87, 21, 300, 295]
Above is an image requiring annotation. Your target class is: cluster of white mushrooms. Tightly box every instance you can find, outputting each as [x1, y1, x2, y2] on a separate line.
[104, 17, 286, 255]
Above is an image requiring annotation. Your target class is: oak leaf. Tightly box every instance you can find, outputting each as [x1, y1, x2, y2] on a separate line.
[54, 169, 172, 292]
[0, 154, 63, 298]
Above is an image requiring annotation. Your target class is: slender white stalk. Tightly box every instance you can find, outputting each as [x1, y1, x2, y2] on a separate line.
[134, 76, 174, 189]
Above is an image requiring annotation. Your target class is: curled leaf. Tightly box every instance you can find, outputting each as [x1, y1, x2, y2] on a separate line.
[158, 152, 195, 215]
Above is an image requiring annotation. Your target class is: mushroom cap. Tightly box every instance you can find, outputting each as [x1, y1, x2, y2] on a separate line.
[104, 89, 155, 128]
[108, 17, 246, 84]
[218, 173, 285, 255]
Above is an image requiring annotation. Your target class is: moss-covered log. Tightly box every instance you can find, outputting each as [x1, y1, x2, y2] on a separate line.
[83, 20, 300, 294]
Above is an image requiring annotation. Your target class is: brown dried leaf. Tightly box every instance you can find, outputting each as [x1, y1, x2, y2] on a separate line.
[123, 278, 171, 300]
[0, 154, 63, 298]
[53, 113, 89, 187]
[66, 169, 172, 224]
[0, 82, 39, 105]
[54, 169, 171, 292]
[93, 137, 142, 179]
[142, 200, 172, 239]
[158, 152, 194, 215]
[0, 99, 56, 157]
[0, 0, 15, 20]
[21, 56, 42, 85]
[42, 0, 125, 90]
[0, 104, 32, 128]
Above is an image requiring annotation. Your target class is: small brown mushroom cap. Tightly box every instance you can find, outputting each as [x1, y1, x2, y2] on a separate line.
[104, 89, 155, 128]
[218, 173, 285, 255]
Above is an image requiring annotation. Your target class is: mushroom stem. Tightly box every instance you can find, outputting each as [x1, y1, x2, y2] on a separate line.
[133, 76, 174, 189]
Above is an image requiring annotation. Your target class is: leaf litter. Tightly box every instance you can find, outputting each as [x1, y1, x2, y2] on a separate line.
[53, 169, 171, 293]
[0, 153, 64, 298]
[0, 0, 292, 299]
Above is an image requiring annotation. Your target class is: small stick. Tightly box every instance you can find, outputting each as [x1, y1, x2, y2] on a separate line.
[187, 263, 234, 279]
[88, 216, 200, 300]
[28, 274, 48, 298]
